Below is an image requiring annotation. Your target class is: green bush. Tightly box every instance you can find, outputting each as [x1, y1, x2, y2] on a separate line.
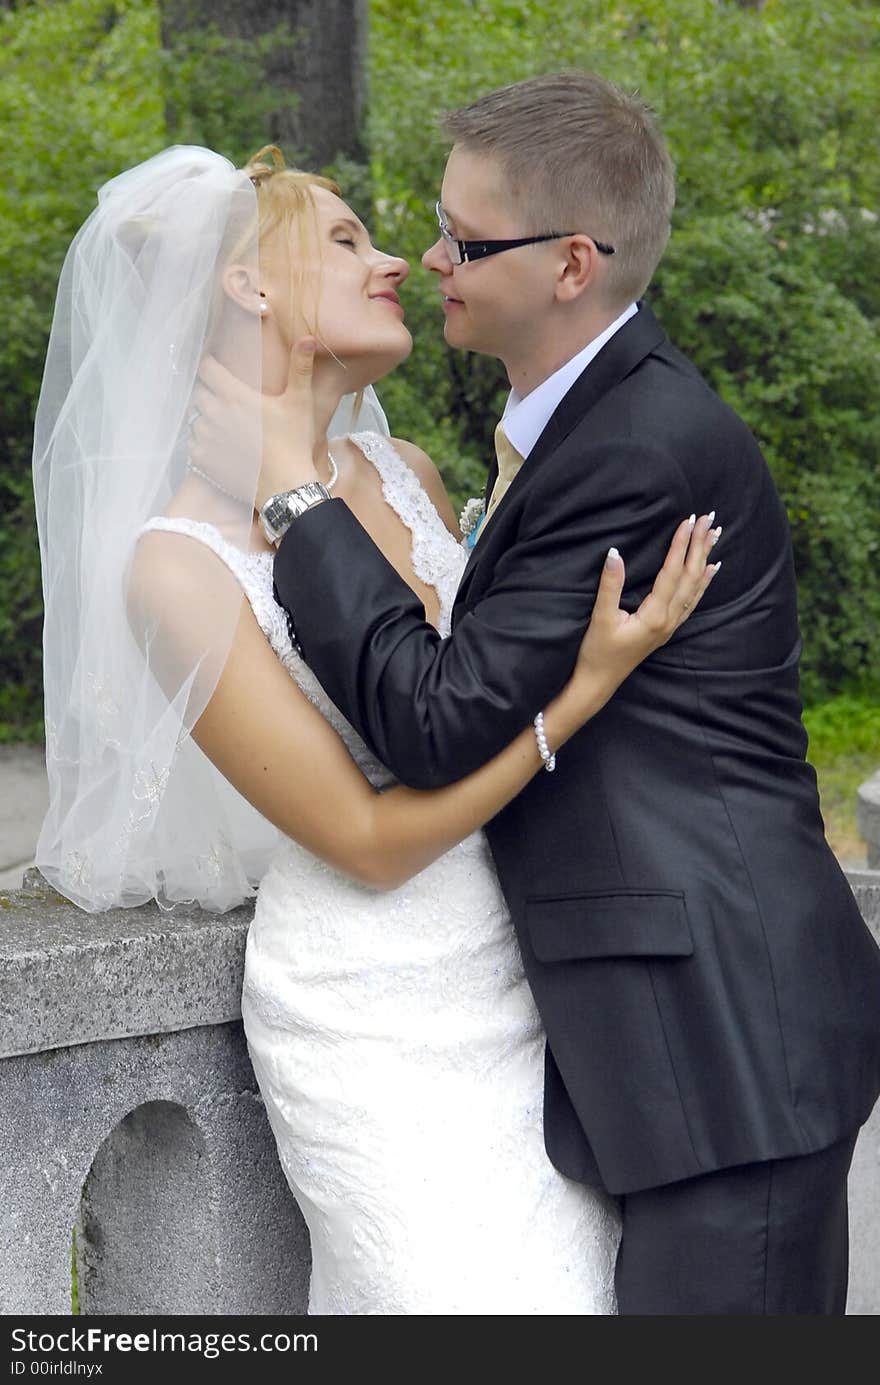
[0, 0, 165, 743]
[366, 0, 880, 701]
[651, 216, 880, 703]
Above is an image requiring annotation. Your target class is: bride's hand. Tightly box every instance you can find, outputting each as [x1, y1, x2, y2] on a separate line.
[190, 338, 321, 511]
[573, 513, 721, 691]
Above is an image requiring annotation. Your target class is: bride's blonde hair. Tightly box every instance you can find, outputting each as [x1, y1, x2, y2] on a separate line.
[239, 144, 363, 407]
[239, 145, 341, 344]
[243, 144, 340, 244]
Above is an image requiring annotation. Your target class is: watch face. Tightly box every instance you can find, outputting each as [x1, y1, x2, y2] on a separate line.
[260, 496, 288, 543]
[270, 497, 290, 526]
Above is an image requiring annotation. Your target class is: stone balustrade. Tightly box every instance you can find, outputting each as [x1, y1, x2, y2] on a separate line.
[2, 865, 879, 1316]
[0, 871, 308, 1315]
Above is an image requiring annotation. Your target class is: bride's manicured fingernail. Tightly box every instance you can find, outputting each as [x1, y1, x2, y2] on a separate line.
[606, 546, 621, 567]
[706, 510, 716, 526]
[710, 560, 722, 574]
[687, 513, 696, 530]
[710, 526, 723, 545]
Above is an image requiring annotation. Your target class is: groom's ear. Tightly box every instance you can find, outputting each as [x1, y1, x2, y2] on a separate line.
[221, 263, 263, 316]
[554, 234, 600, 304]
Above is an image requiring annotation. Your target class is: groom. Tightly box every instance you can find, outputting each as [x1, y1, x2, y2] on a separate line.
[268, 73, 880, 1313]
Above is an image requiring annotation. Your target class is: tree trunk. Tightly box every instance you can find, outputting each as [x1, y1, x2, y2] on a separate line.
[160, 1, 368, 168]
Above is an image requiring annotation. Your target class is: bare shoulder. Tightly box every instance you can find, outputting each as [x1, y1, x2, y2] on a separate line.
[127, 526, 246, 683]
[388, 435, 445, 494]
[129, 528, 196, 636]
[389, 436, 460, 536]
[129, 527, 232, 626]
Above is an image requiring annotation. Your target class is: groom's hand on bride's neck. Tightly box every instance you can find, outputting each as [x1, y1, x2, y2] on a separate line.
[256, 338, 323, 507]
[193, 340, 322, 510]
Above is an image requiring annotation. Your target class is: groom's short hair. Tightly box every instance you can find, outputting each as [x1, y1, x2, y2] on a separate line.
[442, 71, 675, 308]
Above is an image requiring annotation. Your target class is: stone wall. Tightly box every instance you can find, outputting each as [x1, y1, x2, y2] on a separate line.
[1, 867, 879, 1316]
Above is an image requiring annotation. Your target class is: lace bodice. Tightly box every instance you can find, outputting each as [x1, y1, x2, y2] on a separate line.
[347, 431, 465, 632]
[143, 432, 468, 792]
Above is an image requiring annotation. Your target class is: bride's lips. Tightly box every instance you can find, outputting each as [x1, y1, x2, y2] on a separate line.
[441, 290, 463, 313]
[370, 291, 405, 318]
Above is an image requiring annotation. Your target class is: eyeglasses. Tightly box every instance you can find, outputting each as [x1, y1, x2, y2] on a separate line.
[435, 201, 615, 265]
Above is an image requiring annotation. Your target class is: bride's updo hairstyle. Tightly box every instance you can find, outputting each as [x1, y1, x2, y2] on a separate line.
[242, 144, 339, 239]
[240, 145, 378, 423]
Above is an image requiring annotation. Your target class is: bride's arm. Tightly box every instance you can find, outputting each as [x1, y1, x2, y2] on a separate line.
[139, 516, 717, 891]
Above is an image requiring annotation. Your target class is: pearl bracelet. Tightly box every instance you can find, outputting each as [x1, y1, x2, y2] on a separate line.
[533, 710, 557, 772]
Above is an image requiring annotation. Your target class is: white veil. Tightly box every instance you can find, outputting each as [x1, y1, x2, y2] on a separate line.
[33, 145, 389, 913]
[330, 386, 390, 439]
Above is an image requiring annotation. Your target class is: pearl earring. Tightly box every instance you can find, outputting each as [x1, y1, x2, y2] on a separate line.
[259, 301, 268, 315]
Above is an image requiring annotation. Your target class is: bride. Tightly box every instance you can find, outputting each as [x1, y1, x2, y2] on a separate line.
[33, 145, 718, 1315]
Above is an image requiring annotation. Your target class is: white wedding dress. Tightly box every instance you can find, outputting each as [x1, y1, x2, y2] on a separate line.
[148, 432, 620, 1315]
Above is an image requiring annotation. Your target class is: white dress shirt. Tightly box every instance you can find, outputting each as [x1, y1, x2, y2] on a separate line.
[500, 301, 638, 461]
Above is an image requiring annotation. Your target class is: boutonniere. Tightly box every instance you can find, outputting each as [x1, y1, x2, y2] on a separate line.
[459, 496, 486, 549]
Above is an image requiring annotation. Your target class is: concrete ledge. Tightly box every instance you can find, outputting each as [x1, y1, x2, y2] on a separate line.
[0, 870, 253, 1059]
[7, 867, 876, 1059]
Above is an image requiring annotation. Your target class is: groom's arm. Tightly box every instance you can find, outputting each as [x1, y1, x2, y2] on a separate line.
[274, 440, 690, 789]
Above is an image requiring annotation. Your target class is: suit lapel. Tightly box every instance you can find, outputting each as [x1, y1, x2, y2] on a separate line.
[455, 302, 667, 609]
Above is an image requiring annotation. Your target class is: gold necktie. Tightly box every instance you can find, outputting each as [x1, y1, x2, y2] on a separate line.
[476, 422, 524, 542]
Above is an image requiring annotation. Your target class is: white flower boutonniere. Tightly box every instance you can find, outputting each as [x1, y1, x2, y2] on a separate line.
[459, 496, 486, 549]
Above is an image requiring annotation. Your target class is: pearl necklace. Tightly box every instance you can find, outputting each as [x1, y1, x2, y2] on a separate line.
[323, 448, 339, 490]
[187, 447, 339, 504]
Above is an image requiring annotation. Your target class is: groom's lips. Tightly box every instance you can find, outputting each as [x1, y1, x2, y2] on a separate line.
[441, 291, 464, 312]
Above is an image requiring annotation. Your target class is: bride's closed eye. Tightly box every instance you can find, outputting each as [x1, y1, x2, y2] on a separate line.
[331, 220, 363, 251]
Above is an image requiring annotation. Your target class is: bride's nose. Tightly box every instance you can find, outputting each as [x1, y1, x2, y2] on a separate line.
[374, 252, 410, 286]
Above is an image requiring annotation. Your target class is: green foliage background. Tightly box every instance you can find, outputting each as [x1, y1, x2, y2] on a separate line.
[1, 0, 878, 740]
[366, 0, 880, 706]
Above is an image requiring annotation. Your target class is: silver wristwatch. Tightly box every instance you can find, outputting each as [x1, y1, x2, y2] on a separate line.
[259, 481, 331, 547]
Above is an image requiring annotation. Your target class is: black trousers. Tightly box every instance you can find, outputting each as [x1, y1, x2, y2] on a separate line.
[614, 1131, 859, 1315]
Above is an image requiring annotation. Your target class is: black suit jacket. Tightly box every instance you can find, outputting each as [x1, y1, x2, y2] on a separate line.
[274, 303, 880, 1194]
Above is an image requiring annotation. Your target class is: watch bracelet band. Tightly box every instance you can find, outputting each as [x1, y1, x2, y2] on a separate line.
[260, 481, 330, 546]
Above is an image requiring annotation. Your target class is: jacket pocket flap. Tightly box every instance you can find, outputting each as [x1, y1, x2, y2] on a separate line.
[526, 891, 693, 962]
